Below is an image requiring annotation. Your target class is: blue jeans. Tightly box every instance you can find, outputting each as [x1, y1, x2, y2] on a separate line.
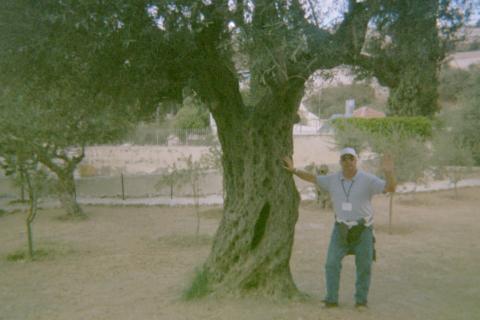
[324, 223, 374, 305]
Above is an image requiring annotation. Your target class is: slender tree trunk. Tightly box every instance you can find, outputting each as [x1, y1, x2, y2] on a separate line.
[121, 172, 125, 200]
[194, 179, 200, 237]
[21, 184, 26, 202]
[24, 173, 38, 259]
[388, 192, 395, 235]
[27, 194, 37, 259]
[20, 171, 26, 202]
[202, 97, 301, 298]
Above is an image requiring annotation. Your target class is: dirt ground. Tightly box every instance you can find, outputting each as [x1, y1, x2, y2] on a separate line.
[1, 187, 479, 320]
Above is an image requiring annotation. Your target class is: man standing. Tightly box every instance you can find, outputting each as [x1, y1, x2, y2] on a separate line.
[283, 147, 396, 308]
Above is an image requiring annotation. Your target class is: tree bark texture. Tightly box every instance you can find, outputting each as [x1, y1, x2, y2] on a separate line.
[56, 169, 83, 216]
[34, 146, 85, 216]
[203, 90, 302, 298]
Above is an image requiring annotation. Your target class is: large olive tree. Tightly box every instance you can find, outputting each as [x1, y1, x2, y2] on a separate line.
[0, 0, 466, 297]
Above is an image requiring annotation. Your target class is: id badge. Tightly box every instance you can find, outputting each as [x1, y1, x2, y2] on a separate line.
[342, 202, 352, 211]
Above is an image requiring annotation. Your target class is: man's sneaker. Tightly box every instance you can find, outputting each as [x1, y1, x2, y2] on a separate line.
[355, 302, 368, 310]
[321, 300, 338, 308]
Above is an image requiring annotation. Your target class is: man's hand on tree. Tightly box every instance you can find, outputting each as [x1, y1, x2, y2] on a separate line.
[282, 156, 295, 173]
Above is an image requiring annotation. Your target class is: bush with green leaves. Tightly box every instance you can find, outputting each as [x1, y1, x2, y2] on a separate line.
[174, 95, 209, 130]
[332, 117, 433, 140]
[451, 72, 480, 165]
[438, 66, 472, 103]
[174, 105, 209, 130]
[432, 131, 474, 199]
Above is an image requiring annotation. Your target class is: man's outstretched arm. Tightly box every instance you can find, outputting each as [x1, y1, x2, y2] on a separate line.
[282, 156, 316, 183]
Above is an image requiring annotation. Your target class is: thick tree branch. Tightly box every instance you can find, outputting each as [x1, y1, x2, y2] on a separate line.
[354, 53, 398, 88]
[192, 2, 246, 128]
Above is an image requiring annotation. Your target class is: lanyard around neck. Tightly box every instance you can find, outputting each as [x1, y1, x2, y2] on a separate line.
[341, 177, 355, 202]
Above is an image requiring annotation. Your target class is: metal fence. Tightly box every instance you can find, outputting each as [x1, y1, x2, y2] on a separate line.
[0, 171, 224, 204]
[124, 127, 217, 146]
[124, 123, 331, 146]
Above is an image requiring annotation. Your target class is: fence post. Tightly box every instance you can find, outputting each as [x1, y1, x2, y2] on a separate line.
[121, 172, 125, 200]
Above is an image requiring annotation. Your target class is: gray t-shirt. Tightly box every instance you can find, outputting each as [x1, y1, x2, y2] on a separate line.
[316, 170, 386, 223]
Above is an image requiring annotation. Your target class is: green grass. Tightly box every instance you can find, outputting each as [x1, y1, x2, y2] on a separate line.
[182, 268, 211, 300]
[6, 250, 26, 261]
[6, 248, 50, 262]
[5, 242, 75, 262]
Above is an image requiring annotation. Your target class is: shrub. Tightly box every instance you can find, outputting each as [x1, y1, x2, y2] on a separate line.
[450, 74, 480, 165]
[6, 248, 50, 262]
[332, 117, 433, 139]
[438, 66, 472, 103]
[183, 268, 211, 300]
[173, 104, 209, 130]
[174, 94, 209, 130]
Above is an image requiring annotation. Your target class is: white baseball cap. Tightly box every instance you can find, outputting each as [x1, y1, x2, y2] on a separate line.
[340, 147, 357, 158]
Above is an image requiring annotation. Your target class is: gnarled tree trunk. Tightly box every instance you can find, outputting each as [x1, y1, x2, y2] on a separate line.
[202, 90, 303, 298]
[56, 169, 83, 216]
[35, 146, 84, 216]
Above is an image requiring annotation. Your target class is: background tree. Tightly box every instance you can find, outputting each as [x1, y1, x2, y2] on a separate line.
[0, 87, 128, 216]
[0, 0, 467, 298]
[0, 1, 169, 216]
[0, 143, 53, 259]
[360, 0, 467, 116]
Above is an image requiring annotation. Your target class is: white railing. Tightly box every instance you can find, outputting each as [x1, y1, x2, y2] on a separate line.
[125, 127, 216, 146]
[125, 122, 332, 145]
